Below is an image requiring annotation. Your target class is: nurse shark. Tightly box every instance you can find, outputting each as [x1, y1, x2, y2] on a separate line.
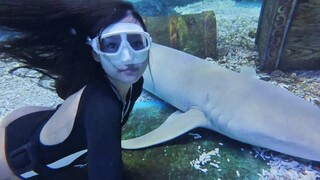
[122, 43, 320, 162]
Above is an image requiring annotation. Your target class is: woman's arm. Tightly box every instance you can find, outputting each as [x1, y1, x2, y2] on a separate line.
[84, 104, 123, 179]
[79, 82, 124, 179]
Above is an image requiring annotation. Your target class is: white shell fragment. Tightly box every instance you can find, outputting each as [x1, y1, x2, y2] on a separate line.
[188, 132, 202, 139]
[236, 170, 240, 177]
[190, 148, 220, 173]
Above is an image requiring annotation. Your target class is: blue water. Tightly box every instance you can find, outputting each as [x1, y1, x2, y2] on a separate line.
[129, 0, 262, 16]
[0, 27, 25, 42]
[133, 101, 165, 110]
[235, 1, 262, 8]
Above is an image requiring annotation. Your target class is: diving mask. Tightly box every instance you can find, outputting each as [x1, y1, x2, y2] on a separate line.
[87, 23, 152, 66]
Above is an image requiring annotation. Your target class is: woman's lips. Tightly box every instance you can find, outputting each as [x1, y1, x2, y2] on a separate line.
[118, 66, 140, 73]
[117, 64, 143, 72]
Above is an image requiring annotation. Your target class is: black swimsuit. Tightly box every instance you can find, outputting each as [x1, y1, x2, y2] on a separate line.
[5, 77, 143, 179]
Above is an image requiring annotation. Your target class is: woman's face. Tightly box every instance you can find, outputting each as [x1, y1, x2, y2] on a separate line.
[92, 16, 149, 85]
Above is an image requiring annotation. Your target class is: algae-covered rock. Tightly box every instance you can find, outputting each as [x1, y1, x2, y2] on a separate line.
[122, 95, 269, 179]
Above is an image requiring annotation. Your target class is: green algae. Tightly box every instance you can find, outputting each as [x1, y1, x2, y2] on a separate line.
[122, 99, 269, 179]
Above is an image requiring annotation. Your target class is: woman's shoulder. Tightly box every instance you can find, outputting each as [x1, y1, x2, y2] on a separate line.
[77, 76, 144, 106]
[82, 78, 114, 98]
[85, 76, 143, 94]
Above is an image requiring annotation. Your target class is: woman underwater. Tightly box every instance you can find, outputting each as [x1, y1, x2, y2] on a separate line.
[0, 1, 151, 179]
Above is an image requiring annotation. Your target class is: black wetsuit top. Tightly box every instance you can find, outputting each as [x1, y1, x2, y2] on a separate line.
[5, 76, 143, 180]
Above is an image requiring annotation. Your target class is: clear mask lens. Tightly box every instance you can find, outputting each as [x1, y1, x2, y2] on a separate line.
[100, 33, 150, 53]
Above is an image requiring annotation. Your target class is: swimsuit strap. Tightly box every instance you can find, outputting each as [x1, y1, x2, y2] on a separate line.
[7, 141, 56, 179]
[109, 82, 133, 123]
[121, 86, 132, 123]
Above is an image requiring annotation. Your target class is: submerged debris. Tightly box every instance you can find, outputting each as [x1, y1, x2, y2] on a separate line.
[190, 148, 220, 173]
[190, 146, 320, 178]
[236, 170, 240, 177]
[253, 147, 320, 179]
[188, 132, 202, 139]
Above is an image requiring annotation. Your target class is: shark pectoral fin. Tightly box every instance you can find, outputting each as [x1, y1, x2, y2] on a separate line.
[121, 108, 207, 149]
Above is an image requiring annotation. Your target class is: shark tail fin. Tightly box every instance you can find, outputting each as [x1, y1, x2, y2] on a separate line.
[121, 108, 207, 149]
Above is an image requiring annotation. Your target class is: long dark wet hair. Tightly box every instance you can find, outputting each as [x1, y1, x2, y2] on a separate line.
[0, 1, 147, 99]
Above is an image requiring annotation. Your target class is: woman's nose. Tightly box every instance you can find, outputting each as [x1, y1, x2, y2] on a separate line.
[120, 46, 133, 62]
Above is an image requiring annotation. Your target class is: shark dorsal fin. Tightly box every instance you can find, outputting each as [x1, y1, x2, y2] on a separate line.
[240, 66, 257, 78]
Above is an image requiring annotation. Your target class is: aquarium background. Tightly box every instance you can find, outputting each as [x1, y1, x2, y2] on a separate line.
[0, 0, 319, 179]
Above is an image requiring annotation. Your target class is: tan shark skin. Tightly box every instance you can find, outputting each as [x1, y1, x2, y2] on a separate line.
[122, 43, 320, 162]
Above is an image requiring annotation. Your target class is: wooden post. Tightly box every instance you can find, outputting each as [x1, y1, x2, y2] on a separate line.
[256, 0, 320, 70]
[143, 11, 217, 59]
